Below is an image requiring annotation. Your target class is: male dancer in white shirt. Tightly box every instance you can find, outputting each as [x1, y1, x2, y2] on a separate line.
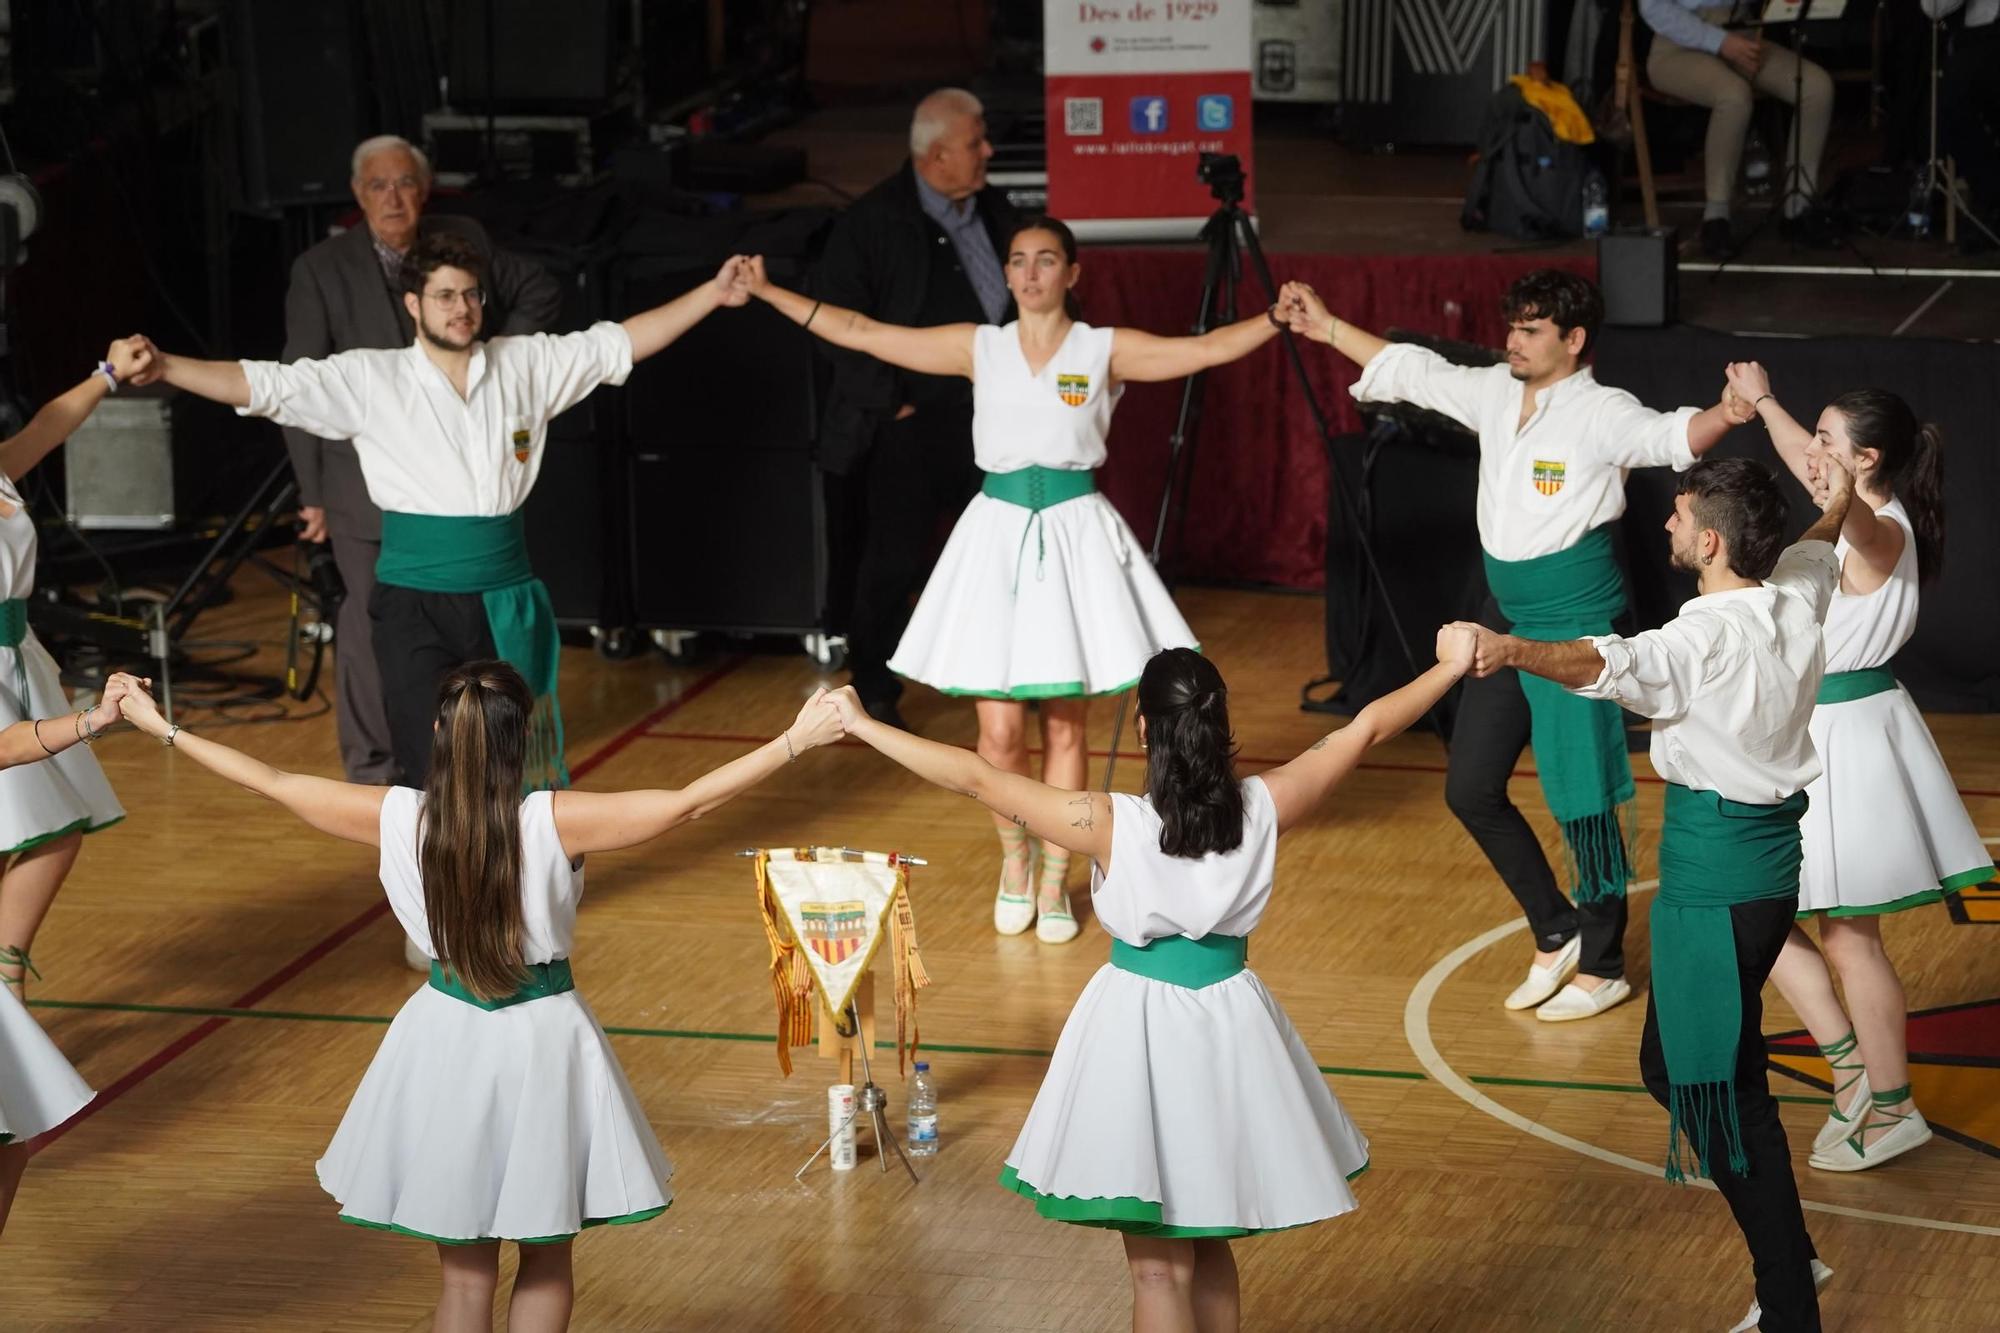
[1286, 271, 1747, 1021]
[135, 234, 748, 787]
[1461, 454, 1855, 1333]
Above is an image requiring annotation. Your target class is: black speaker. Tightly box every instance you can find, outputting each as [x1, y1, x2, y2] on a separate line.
[232, 0, 370, 210]
[1599, 228, 1677, 327]
[620, 261, 827, 636]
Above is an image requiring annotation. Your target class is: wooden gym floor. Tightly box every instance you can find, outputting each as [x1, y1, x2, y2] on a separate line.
[7, 576, 1998, 1332]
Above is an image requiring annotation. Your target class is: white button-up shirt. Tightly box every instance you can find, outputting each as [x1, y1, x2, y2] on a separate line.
[239, 322, 634, 516]
[1352, 343, 1699, 561]
[1574, 541, 1840, 804]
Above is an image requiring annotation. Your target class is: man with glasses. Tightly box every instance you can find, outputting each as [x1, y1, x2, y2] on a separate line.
[134, 234, 750, 799]
[283, 135, 562, 792]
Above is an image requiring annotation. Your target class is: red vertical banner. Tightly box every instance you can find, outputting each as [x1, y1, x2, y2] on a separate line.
[1043, 0, 1255, 239]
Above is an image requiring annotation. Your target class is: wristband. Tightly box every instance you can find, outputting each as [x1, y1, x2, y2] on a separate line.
[97, 361, 120, 393]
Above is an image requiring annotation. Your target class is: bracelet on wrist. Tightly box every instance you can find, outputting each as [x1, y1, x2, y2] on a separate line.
[781, 729, 797, 762]
[97, 361, 120, 393]
[1266, 303, 1283, 331]
[32, 718, 54, 756]
[163, 724, 181, 748]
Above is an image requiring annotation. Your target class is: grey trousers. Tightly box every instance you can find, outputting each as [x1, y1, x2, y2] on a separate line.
[1647, 15, 1834, 215]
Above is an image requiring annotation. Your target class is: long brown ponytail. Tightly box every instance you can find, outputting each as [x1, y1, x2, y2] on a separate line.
[1828, 389, 1946, 582]
[420, 661, 532, 1000]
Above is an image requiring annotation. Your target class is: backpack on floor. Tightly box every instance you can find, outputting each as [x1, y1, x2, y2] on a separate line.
[1462, 84, 1589, 241]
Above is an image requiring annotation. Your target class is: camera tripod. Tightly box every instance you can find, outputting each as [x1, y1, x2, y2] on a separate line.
[1102, 155, 1442, 785]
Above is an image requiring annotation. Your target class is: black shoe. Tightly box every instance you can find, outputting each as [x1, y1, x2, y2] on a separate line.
[1699, 216, 1733, 260]
[861, 696, 909, 731]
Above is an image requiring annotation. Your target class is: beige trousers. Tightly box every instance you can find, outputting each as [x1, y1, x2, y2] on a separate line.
[1647, 12, 1834, 215]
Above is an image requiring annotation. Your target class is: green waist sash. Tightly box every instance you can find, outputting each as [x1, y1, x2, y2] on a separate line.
[0, 597, 30, 703]
[1817, 665, 1895, 705]
[428, 957, 575, 1010]
[1481, 526, 1637, 903]
[1110, 934, 1247, 989]
[376, 511, 567, 791]
[1652, 782, 1807, 1182]
[983, 466, 1098, 592]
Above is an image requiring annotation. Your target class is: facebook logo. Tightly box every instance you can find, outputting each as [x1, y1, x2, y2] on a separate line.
[1197, 94, 1235, 132]
[1129, 96, 1168, 134]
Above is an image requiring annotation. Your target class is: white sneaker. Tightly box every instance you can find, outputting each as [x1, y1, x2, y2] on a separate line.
[402, 935, 431, 973]
[1811, 1069, 1871, 1155]
[1810, 1106, 1932, 1172]
[1728, 1257, 1833, 1332]
[1035, 895, 1081, 944]
[1535, 975, 1634, 1022]
[1503, 935, 1581, 1011]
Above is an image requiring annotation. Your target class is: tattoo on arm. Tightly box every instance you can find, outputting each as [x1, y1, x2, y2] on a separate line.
[1007, 813, 1027, 828]
[1067, 794, 1096, 831]
[1309, 735, 1330, 751]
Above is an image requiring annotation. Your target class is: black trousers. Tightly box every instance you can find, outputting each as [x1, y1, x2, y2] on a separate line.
[826, 405, 981, 706]
[369, 582, 499, 788]
[1639, 896, 1821, 1333]
[1445, 597, 1628, 978]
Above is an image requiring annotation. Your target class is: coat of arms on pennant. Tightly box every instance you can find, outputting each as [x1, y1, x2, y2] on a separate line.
[1532, 459, 1566, 496]
[512, 428, 532, 464]
[1056, 373, 1089, 406]
[801, 900, 867, 964]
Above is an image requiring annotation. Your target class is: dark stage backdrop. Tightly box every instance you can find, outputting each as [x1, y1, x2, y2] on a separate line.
[1594, 327, 2000, 713]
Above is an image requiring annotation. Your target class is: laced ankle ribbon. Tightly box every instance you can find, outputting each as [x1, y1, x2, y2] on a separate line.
[0, 944, 41, 983]
[1820, 1030, 1866, 1128]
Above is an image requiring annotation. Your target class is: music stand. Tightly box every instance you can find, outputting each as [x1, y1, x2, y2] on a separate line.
[1716, 0, 1848, 265]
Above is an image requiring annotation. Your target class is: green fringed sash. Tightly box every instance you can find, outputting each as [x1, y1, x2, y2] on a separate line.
[1483, 526, 1638, 903]
[1653, 782, 1807, 1182]
[376, 511, 568, 791]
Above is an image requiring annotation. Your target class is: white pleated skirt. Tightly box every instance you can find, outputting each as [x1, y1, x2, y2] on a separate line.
[317, 984, 673, 1243]
[1001, 964, 1369, 1236]
[0, 984, 93, 1144]
[1799, 686, 1994, 916]
[0, 636, 123, 853]
[889, 492, 1197, 699]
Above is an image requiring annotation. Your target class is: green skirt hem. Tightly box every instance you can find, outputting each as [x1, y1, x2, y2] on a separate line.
[930, 673, 1141, 701]
[1799, 865, 1994, 919]
[337, 1201, 669, 1246]
[996, 1162, 1366, 1237]
[1, 814, 122, 858]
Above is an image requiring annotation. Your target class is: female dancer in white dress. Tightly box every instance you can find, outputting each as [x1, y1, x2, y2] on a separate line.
[0, 340, 150, 1000]
[0, 677, 143, 1239]
[1727, 366, 1993, 1173]
[113, 663, 843, 1331]
[819, 631, 1472, 1331]
[738, 220, 1302, 944]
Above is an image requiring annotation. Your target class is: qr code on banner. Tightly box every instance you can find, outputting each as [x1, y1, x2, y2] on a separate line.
[1064, 97, 1103, 136]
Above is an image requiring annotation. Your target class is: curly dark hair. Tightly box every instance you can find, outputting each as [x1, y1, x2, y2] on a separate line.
[1499, 269, 1604, 357]
[1678, 457, 1792, 581]
[399, 229, 488, 297]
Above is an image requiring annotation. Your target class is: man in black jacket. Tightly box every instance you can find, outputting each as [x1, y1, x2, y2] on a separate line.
[816, 89, 1017, 728]
[283, 134, 562, 786]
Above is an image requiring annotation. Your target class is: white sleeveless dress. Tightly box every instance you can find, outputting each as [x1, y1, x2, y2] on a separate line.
[316, 788, 673, 1242]
[886, 322, 1198, 699]
[0, 471, 122, 852]
[0, 983, 93, 1145]
[1800, 498, 1993, 915]
[1000, 778, 1370, 1234]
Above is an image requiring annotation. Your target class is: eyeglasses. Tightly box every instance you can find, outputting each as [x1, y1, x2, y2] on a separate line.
[361, 175, 424, 196]
[424, 288, 485, 309]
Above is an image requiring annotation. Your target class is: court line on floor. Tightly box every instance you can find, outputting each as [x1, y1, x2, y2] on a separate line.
[31, 657, 750, 1155]
[1403, 885, 2000, 1237]
[636, 728, 2000, 803]
[30, 995, 1831, 1105]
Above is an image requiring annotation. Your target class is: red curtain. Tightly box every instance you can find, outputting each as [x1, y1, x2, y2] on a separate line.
[1083, 250, 1596, 589]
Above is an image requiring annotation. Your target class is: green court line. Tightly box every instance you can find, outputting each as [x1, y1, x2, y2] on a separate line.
[28, 996, 1819, 1102]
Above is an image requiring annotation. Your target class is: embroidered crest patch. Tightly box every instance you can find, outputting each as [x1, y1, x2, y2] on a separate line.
[1532, 459, 1566, 496]
[1056, 373, 1089, 407]
[512, 427, 532, 464]
[800, 899, 868, 965]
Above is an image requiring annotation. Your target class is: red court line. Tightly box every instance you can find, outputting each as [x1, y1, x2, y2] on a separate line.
[32, 657, 749, 1156]
[635, 727, 2000, 800]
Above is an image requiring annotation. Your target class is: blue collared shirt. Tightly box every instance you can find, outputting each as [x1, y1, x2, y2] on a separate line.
[914, 172, 1010, 325]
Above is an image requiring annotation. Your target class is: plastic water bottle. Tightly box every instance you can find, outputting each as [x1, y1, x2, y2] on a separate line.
[906, 1061, 938, 1157]
[1582, 171, 1609, 238]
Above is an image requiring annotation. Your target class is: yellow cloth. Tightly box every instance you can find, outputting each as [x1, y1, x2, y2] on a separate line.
[1510, 75, 1596, 145]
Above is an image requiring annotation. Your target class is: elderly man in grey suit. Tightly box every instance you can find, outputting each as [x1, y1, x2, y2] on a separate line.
[283, 134, 561, 787]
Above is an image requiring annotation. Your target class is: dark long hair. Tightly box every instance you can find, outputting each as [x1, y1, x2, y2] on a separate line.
[1827, 388, 1946, 582]
[1138, 648, 1244, 858]
[420, 661, 531, 1001]
[1005, 214, 1083, 319]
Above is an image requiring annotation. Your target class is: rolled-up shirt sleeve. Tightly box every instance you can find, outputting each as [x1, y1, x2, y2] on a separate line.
[1588, 387, 1700, 471]
[1766, 540, 1842, 624]
[1571, 616, 1721, 721]
[523, 321, 635, 423]
[1350, 342, 1493, 434]
[240, 355, 371, 442]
